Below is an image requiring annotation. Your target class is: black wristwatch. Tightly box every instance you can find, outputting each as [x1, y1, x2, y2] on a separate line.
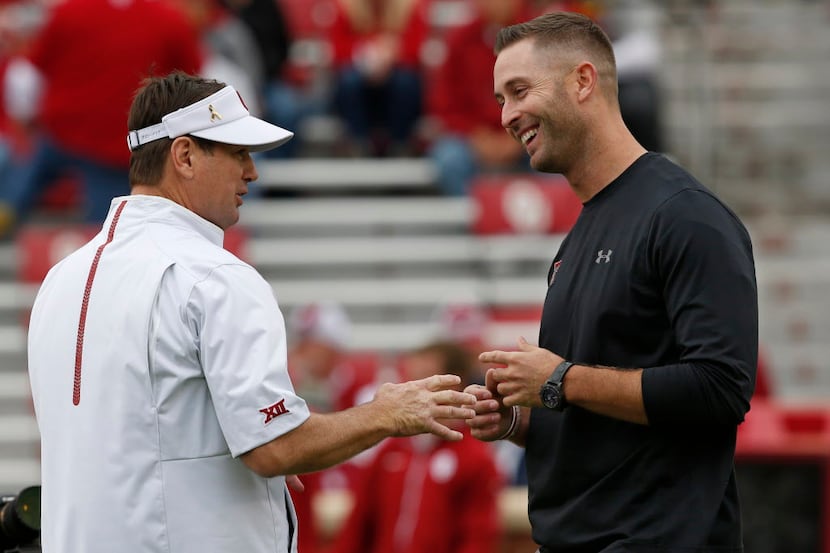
[540, 360, 574, 411]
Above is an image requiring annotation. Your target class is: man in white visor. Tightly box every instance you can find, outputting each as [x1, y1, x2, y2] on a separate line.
[27, 72, 477, 553]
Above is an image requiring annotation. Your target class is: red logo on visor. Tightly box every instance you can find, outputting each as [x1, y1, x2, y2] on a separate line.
[237, 91, 249, 111]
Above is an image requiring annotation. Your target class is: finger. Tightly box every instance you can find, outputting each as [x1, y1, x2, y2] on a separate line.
[467, 415, 505, 442]
[423, 374, 462, 392]
[427, 420, 464, 441]
[433, 404, 477, 420]
[285, 475, 305, 493]
[472, 398, 502, 415]
[434, 389, 477, 407]
[517, 336, 535, 351]
[484, 368, 499, 393]
[464, 383, 492, 400]
[496, 381, 518, 401]
[478, 349, 510, 365]
[466, 411, 501, 430]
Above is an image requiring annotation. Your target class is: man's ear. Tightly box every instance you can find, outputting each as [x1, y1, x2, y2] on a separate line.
[573, 61, 598, 103]
[169, 136, 197, 179]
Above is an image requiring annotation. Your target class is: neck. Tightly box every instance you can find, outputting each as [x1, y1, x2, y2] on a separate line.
[131, 182, 188, 208]
[565, 115, 647, 202]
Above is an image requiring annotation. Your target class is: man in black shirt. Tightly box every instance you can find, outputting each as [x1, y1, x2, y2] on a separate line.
[465, 12, 758, 553]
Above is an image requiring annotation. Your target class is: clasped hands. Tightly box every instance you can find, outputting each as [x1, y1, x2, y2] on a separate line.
[465, 337, 564, 442]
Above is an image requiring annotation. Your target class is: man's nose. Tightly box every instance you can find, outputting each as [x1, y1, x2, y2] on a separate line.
[501, 101, 520, 130]
[244, 156, 258, 182]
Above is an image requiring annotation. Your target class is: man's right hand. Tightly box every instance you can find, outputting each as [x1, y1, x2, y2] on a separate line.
[372, 374, 476, 441]
[463, 369, 516, 442]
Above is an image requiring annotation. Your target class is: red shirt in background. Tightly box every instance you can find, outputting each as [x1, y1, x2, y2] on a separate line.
[327, 0, 428, 71]
[329, 429, 504, 553]
[25, 0, 202, 167]
[427, 6, 536, 136]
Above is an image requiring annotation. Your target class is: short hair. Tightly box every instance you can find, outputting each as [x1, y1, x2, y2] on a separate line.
[411, 340, 474, 386]
[127, 72, 225, 187]
[495, 11, 618, 99]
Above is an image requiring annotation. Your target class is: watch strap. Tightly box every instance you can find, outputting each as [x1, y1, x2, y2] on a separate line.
[549, 360, 574, 385]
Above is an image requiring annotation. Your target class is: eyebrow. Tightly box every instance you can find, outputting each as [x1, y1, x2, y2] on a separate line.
[494, 78, 526, 100]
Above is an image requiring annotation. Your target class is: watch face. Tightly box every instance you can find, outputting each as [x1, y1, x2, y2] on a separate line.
[540, 382, 563, 410]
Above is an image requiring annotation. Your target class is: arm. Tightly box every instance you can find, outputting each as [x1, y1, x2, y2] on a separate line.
[190, 265, 475, 478]
[479, 338, 648, 425]
[639, 190, 758, 427]
[477, 191, 757, 429]
[241, 375, 475, 478]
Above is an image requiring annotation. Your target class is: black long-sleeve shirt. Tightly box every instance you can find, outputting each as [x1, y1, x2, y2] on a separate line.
[529, 153, 758, 552]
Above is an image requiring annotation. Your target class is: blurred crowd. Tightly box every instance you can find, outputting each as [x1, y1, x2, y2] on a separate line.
[0, 0, 663, 239]
[0, 1, 663, 550]
[284, 300, 514, 553]
[0, 1, 794, 552]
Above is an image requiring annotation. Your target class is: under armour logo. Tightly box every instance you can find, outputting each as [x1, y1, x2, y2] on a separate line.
[208, 104, 222, 122]
[595, 250, 613, 264]
[259, 399, 289, 424]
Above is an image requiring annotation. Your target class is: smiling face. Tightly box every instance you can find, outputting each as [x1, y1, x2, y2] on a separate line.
[494, 38, 587, 175]
[188, 141, 258, 230]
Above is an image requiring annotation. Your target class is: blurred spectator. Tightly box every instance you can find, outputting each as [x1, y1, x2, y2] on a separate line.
[0, 0, 202, 237]
[329, 340, 504, 553]
[286, 301, 381, 553]
[431, 302, 491, 385]
[328, 0, 428, 156]
[426, 0, 533, 196]
[603, 0, 663, 152]
[0, 0, 45, 237]
[288, 301, 378, 412]
[431, 301, 527, 484]
[221, 0, 310, 158]
[545, 0, 664, 152]
[173, 0, 264, 116]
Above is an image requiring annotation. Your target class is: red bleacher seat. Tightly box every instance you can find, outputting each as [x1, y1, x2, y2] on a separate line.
[16, 225, 98, 283]
[470, 174, 581, 235]
[39, 177, 82, 213]
[16, 225, 249, 283]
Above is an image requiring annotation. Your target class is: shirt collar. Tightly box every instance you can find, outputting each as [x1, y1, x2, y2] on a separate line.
[106, 195, 225, 247]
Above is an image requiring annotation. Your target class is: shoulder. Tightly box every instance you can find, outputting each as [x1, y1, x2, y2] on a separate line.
[626, 154, 707, 203]
[147, 223, 251, 279]
[622, 154, 745, 232]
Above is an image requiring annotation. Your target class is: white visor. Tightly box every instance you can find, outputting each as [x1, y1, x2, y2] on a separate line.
[126, 85, 293, 153]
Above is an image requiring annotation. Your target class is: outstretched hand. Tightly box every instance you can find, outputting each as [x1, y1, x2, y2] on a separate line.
[373, 374, 476, 441]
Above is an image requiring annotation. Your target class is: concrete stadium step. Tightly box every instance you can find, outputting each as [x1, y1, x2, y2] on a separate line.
[0, 244, 17, 278]
[269, 275, 546, 310]
[0, 414, 38, 445]
[240, 196, 472, 235]
[254, 158, 438, 192]
[0, 458, 40, 493]
[0, 326, 25, 357]
[247, 234, 563, 269]
[0, 372, 32, 403]
[761, 342, 830, 401]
